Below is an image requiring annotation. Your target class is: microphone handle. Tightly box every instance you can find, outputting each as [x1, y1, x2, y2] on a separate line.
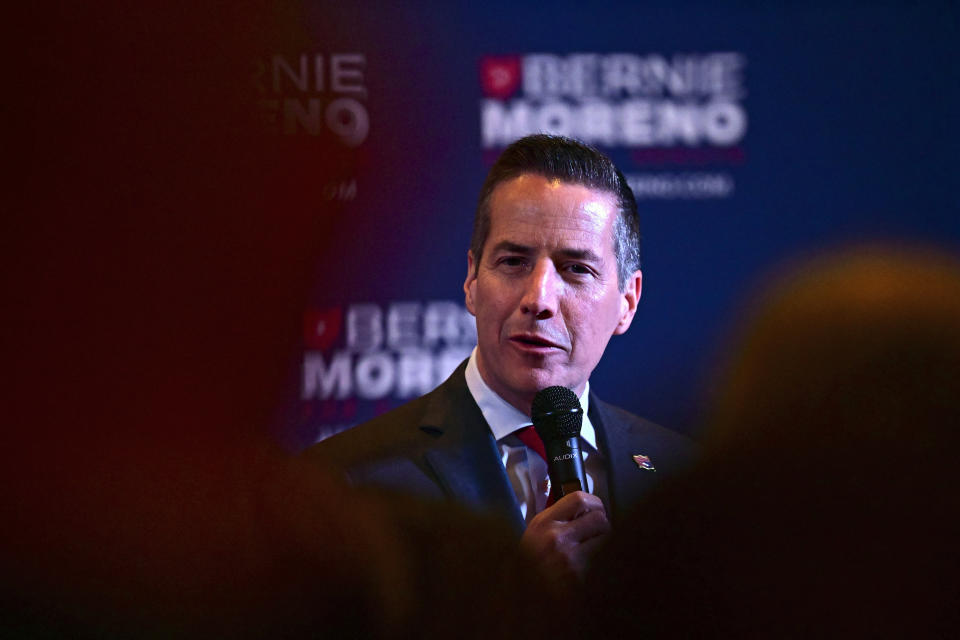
[543, 436, 587, 497]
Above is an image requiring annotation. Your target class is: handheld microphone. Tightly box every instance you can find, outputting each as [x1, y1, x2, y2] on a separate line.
[531, 386, 587, 500]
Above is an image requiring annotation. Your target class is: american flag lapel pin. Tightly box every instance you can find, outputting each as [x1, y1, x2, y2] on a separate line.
[632, 454, 656, 471]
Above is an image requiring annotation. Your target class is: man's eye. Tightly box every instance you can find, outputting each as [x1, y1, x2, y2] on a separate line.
[567, 263, 592, 275]
[500, 256, 527, 267]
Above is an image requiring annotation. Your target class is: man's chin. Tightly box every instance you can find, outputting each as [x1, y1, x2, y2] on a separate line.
[508, 371, 577, 401]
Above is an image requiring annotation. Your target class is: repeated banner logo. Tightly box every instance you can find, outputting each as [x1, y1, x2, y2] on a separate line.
[479, 53, 747, 199]
[255, 52, 369, 145]
[301, 301, 477, 441]
[254, 51, 367, 202]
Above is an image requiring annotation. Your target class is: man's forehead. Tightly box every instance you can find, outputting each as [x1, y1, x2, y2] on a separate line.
[487, 174, 618, 238]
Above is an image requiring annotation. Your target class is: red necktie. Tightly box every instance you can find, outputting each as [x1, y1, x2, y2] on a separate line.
[514, 425, 557, 507]
[514, 425, 546, 461]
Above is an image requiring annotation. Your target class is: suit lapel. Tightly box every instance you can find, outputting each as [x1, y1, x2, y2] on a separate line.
[590, 394, 659, 524]
[420, 363, 524, 535]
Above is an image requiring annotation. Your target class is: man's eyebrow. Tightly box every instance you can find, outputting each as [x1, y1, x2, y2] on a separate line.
[489, 241, 533, 255]
[489, 242, 604, 264]
[557, 248, 603, 263]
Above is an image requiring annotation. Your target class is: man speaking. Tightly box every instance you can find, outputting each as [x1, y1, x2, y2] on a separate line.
[305, 135, 694, 583]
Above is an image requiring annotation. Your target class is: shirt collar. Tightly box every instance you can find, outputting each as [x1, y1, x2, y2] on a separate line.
[464, 347, 597, 450]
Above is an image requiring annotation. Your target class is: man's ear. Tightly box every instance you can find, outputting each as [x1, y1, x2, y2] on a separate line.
[613, 270, 642, 335]
[464, 250, 478, 316]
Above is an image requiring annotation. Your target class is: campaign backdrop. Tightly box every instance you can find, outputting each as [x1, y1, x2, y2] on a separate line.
[269, 1, 960, 450]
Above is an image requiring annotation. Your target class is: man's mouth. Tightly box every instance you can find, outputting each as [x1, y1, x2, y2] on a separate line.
[509, 334, 564, 350]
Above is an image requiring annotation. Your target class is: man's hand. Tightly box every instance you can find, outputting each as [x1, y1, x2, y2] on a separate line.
[519, 491, 610, 588]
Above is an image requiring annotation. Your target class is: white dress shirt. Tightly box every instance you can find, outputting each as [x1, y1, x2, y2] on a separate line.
[464, 348, 609, 523]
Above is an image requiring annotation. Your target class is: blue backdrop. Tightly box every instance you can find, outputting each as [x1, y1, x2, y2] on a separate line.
[274, 1, 960, 450]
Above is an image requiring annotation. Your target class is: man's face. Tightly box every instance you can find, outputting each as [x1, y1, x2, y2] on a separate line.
[464, 174, 642, 415]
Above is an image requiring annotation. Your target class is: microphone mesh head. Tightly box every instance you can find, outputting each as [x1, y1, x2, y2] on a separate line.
[531, 386, 583, 441]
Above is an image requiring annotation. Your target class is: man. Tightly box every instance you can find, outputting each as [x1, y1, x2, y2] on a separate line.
[305, 135, 695, 583]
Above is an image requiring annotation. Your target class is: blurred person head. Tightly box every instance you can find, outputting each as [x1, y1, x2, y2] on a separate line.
[588, 244, 960, 637]
[5, 5, 570, 636]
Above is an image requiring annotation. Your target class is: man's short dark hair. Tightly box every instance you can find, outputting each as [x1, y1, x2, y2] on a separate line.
[469, 134, 641, 290]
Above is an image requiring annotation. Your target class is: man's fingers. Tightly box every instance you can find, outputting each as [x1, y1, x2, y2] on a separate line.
[563, 506, 610, 544]
[519, 496, 612, 585]
[544, 490, 605, 521]
[524, 493, 609, 550]
[576, 526, 610, 557]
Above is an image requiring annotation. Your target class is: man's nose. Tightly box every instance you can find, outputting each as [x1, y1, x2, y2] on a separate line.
[519, 260, 559, 319]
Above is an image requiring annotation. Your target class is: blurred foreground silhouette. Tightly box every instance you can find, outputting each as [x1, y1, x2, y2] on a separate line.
[4, 4, 558, 637]
[589, 245, 960, 637]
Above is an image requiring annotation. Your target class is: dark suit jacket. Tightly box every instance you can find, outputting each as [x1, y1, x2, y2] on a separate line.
[303, 361, 696, 535]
